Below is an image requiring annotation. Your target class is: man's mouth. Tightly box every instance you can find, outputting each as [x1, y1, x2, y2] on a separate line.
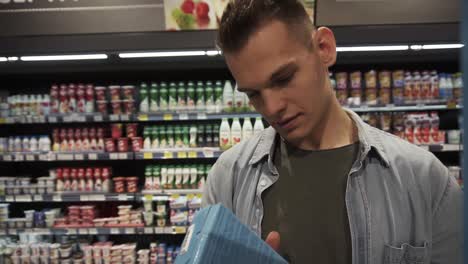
[275, 114, 300, 130]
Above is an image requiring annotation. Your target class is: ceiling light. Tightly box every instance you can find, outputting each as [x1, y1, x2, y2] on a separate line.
[119, 51, 206, 58]
[7, 57, 18, 61]
[336, 45, 409, 52]
[0, 57, 7, 62]
[20, 54, 108, 61]
[206, 50, 221, 56]
[420, 44, 464, 50]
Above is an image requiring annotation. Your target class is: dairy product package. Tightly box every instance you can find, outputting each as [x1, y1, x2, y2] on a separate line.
[175, 204, 287, 264]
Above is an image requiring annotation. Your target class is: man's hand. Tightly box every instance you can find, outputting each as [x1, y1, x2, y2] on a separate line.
[265, 231, 281, 252]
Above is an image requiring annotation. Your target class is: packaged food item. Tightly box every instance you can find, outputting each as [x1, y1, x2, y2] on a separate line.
[126, 177, 138, 193]
[131, 137, 143, 152]
[403, 72, 413, 103]
[430, 71, 440, 101]
[111, 124, 123, 139]
[349, 71, 362, 106]
[222, 81, 233, 112]
[404, 114, 415, 144]
[378, 71, 391, 105]
[139, 83, 150, 113]
[50, 85, 60, 113]
[113, 177, 126, 193]
[412, 71, 422, 103]
[122, 100, 135, 114]
[85, 84, 95, 113]
[392, 70, 405, 105]
[95, 86, 107, 101]
[117, 138, 129, 152]
[96, 100, 108, 115]
[111, 101, 122, 115]
[122, 85, 135, 100]
[335, 72, 348, 105]
[421, 71, 432, 102]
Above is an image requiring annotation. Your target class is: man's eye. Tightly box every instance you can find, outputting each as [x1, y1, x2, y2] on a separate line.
[275, 73, 294, 86]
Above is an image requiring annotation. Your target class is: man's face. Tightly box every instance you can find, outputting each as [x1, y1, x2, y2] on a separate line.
[225, 21, 335, 147]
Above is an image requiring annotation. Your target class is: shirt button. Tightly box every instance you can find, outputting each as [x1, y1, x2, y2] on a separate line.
[260, 180, 267, 187]
[256, 209, 260, 215]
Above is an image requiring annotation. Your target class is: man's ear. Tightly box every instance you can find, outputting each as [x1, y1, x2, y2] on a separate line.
[313, 27, 337, 68]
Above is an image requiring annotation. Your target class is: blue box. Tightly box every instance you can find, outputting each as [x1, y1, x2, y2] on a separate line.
[175, 204, 287, 264]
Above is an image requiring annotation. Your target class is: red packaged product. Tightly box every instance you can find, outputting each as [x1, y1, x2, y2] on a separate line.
[50, 84, 60, 113]
[59, 84, 69, 114]
[113, 177, 126, 193]
[68, 206, 81, 216]
[122, 85, 135, 100]
[95, 86, 107, 101]
[105, 138, 116, 152]
[94, 168, 102, 178]
[131, 137, 143, 152]
[117, 138, 129, 152]
[102, 167, 112, 178]
[68, 84, 77, 113]
[109, 85, 121, 101]
[122, 100, 135, 114]
[126, 177, 138, 193]
[111, 124, 123, 139]
[85, 168, 94, 192]
[96, 101, 108, 114]
[404, 115, 415, 144]
[89, 127, 97, 139]
[111, 101, 122, 115]
[86, 85, 95, 100]
[77, 84, 86, 113]
[81, 128, 89, 139]
[97, 127, 105, 139]
[126, 124, 137, 138]
[52, 129, 60, 140]
[67, 128, 74, 140]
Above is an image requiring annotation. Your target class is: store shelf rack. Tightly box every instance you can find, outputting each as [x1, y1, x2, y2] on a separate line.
[1, 226, 187, 236]
[0, 104, 461, 125]
[0, 144, 460, 163]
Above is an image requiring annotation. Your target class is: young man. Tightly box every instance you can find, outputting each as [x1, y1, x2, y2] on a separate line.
[202, 0, 462, 263]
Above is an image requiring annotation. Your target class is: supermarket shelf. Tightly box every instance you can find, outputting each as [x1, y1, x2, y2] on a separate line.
[1, 226, 187, 236]
[139, 189, 203, 201]
[349, 104, 462, 113]
[135, 148, 222, 160]
[419, 144, 463, 152]
[135, 112, 260, 121]
[0, 152, 134, 162]
[0, 193, 136, 203]
[0, 144, 459, 163]
[0, 104, 461, 126]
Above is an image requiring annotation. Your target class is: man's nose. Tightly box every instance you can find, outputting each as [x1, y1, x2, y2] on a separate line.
[261, 89, 286, 118]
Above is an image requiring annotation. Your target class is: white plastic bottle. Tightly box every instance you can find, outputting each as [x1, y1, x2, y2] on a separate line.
[445, 74, 454, 100]
[222, 81, 234, 112]
[219, 118, 232, 150]
[231, 118, 242, 146]
[242, 118, 254, 141]
[234, 85, 245, 112]
[29, 137, 38, 152]
[254, 117, 265, 134]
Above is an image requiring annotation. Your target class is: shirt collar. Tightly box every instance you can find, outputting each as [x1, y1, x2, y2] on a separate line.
[248, 109, 390, 167]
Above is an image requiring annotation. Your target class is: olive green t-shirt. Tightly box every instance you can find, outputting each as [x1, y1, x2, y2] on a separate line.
[261, 138, 359, 263]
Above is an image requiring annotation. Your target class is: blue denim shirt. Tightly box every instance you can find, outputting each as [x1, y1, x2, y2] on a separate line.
[202, 109, 462, 264]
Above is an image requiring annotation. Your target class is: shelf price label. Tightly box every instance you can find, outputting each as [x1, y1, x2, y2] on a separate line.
[174, 226, 187, 234]
[179, 113, 189, 120]
[93, 115, 103, 122]
[125, 228, 134, 234]
[3, 155, 12, 161]
[188, 151, 198, 158]
[15, 195, 32, 202]
[68, 229, 77, 235]
[15, 154, 24, 162]
[88, 153, 98, 160]
[197, 113, 207, 120]
[110, 115, 120, 121]
[74, 154, 84, 160]
[143, 152, 153, 159]
[26, 154, 35, 161]
[89, 228, 98, 234]
[177, 151, 187, 159]
[33, 195, 43, 201]
[75, 115, 86, 123]
[144, 227, 154, 234]
[120, 114, 130, 121]
[163, 151, 174, 159]
[63, 116, 73, 123]
[163, 114, 173, 121]
[110, 228, 120, 234]
[143, 194, 153, 201]
[109, 153, 119, 160]
[57, 154, 74, 161]
[48, 116, 58, 123]
[78, 228, 88, 235]
[155, 227, 164, 234]
[118, 153, 128, 159]
[138, 114, 149, 121]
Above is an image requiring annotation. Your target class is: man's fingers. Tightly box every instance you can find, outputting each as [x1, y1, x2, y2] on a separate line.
[265, 231, 281, 252]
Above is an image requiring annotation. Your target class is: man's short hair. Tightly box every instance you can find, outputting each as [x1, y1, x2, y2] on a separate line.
[217, 0, 314, 54]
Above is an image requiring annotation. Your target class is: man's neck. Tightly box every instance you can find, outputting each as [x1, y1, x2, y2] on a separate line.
[295, 100, 357, 151]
